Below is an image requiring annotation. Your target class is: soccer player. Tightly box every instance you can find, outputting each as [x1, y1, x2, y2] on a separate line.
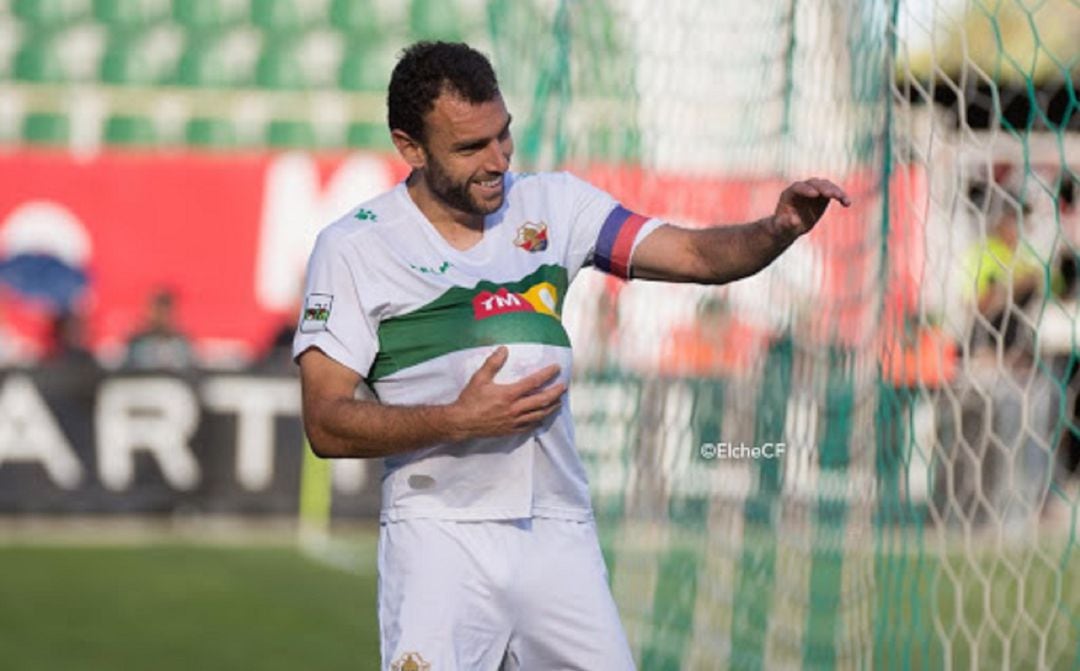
[294, 41, 850, 670]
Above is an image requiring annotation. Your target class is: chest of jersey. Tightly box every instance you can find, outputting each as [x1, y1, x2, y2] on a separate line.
[369, 261, 570, 381]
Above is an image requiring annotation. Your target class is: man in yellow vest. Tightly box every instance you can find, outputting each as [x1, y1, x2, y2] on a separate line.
[964, 195, 1041, 360]
[936, 190, 1052, 531]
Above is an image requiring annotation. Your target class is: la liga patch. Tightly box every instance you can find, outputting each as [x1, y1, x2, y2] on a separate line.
[300, 293, 333, 332]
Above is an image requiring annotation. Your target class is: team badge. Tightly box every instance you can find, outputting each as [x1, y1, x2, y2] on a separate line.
[391, 652, 430, 671]
[513, 221, 548, 252]
[300, 293, 333, 332]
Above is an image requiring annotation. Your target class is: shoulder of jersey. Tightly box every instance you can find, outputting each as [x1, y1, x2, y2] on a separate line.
[320, 189, 403, 240]
[507, 170, 564, 191]
[504, 170, 579, 205]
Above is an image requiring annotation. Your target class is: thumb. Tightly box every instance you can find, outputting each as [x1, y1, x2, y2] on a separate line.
[474, 346, 509, 382]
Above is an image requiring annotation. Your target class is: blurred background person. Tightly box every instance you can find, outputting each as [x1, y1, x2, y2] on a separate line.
[934, 189, 1056, 530]
[122, 289, 194, 371]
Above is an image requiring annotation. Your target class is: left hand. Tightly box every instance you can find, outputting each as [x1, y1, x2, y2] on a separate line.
[773, 178, 852, 238]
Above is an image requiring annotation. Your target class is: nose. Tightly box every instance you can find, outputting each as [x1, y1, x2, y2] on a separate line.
[484, 138, 510, 174]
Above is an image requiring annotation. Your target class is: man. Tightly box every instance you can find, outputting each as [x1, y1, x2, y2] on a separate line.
[934, 193, 1052, 529]
[965, 195, 1041, 358]
[124, 288, 194, 370]
[295, 41, 849, 670]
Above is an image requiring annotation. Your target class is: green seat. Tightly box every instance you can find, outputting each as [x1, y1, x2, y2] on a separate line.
[100, 37, 156, 85]
[338, 43, 388, 92]
[409, 0, 463, 41]
[255, 44, 307, 90]
[174, 40, 232, 87]
[185, 117, 238, 148]
[22, 112, 71, 145]
[346, 121, 391, 150]
[103, 115, 158, 146]
[266, 119, 316, 148]
[93, 0, 167, 28]
[329, 0, 381, 39]
[250, 0, 305, 36]
[172, 0, 237, 30]
[13, 42, 67, 82]
[13, 0, 85, 26]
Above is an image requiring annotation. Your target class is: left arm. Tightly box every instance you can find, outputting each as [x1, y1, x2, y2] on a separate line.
[630, 178, 852, 284]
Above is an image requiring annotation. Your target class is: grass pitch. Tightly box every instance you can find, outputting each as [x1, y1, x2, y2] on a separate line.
[1, 524, 1076, 670]
[0, 541, 381, 671]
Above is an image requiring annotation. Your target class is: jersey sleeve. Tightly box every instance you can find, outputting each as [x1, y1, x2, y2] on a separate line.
[292, 229, 379, 377]
[560, 172, 664, 280]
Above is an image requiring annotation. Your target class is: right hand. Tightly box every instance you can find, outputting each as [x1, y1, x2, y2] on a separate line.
[447, 346, 565, 440]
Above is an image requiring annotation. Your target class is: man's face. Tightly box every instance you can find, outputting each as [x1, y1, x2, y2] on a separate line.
[416, 92, 514, 216]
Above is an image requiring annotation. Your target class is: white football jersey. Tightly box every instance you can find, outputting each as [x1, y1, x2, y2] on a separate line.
[293, 171, 662, 522]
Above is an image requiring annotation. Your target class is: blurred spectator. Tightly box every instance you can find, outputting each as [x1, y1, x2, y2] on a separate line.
[659, 295, 767, 378]
[123, 289, 194, 370]
[39, 309, 102, 400]
[255, 318, 299, 374]
[965, 197, 1041, 358]
[1045, 174, 1080, 516]
[254, 291, 302, 374]
[934, 190, 1055, 530]
[46, 310, 96, 368]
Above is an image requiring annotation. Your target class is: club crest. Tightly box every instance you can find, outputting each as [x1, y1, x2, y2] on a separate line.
[391, 652, 430, 671]
[513, 221, 548, 252]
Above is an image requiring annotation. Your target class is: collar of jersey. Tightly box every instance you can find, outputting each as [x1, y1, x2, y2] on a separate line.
[394, 177, 514, 267]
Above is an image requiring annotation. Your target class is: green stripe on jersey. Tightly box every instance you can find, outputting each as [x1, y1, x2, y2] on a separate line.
[369, 264, 571, 381]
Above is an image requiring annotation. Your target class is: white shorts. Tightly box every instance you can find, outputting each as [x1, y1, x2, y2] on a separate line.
[378, 517, 635, 670]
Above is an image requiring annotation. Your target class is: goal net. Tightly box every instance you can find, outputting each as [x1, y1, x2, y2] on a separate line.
[485, 1, 1080, 669]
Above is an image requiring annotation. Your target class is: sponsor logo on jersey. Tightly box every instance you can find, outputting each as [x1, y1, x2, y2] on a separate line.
[391, 652, 430, 671]
[472, 281, 559, 320]
[354, 208, 378, 221]
[513, 221, 548, 252]
[299, 293, 333, 332]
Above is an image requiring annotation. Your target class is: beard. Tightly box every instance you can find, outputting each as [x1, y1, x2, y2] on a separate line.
[424, 152, 504, 216]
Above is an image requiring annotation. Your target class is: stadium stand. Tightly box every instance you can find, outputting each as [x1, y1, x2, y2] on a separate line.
[0, 0, 480, 151]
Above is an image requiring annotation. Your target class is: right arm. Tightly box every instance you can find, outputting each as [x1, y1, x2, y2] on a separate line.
[299, 346, 565, 458]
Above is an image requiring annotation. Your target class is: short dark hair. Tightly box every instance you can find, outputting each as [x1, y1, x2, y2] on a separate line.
[387, 41, 500, 143]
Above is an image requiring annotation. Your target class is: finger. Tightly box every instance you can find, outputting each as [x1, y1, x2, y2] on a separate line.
[513, 400, 562, 427]
[514, 382, 566, 412]
[790, 181, 821, 199]
[473, 346, 509, 382]
[507, 363, 561, 396]
[809, 179, 851, 206]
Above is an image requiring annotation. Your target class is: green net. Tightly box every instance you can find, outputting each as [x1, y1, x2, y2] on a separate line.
[478, 1, 1080, 669]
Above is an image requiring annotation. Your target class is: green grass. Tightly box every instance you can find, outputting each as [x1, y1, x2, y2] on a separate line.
[2, 529, 1076, 670]
[609, 523, 1080, 670]
[875, 542, 1080, 670]
[0, 543, 381, 671]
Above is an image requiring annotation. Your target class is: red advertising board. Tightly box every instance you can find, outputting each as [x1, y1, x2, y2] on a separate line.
[0, 150, 410, 362]
[0, 150, 923, 362]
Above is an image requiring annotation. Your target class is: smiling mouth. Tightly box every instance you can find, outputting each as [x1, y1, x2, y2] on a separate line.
[475, 175, 503, 190]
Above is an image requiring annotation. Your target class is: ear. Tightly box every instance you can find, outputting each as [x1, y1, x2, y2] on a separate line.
[391, 130, 426, 170]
